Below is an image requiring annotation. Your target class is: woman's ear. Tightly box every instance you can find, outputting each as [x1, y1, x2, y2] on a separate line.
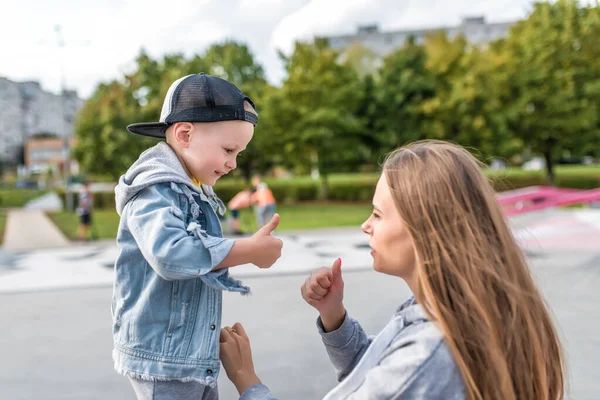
[172, 122, 194, 147]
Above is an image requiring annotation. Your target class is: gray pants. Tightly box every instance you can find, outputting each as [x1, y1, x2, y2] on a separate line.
[255, 203, 276, 228]
[128, 377, 218, 400]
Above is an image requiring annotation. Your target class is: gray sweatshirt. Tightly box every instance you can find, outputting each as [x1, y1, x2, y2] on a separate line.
[241, 297, 465, 399]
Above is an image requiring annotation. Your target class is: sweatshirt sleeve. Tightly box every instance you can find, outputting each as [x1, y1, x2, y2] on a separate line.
[317, 312, 374, 382]
[239, 384, 280, 400]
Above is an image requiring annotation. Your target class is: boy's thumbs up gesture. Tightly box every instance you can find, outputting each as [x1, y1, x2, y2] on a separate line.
[255, 213, 280, 236]
[249, 214, 283, 268]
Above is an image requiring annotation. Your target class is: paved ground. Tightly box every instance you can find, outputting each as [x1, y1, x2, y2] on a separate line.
[2, 210, 70, 251]
[23, 192, 63, 212]
[1, 209, 599, 399]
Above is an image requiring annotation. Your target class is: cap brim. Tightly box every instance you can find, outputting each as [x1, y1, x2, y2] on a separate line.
[126, 122, 169, 138]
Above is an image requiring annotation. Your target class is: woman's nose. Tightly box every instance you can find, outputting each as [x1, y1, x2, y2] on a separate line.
[361, 220, 371, 235]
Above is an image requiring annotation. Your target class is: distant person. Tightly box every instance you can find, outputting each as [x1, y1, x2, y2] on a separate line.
[219, 140, 565, 400]
[76, 181, 93, 241]
[112, 73, 283, 400]
[227, 189, 252, 235]
[251, 175, 261, 191]
[251, 182, 276, 229]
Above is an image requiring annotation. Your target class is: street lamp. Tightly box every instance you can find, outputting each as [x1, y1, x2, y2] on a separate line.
[55, 24, 73, 213]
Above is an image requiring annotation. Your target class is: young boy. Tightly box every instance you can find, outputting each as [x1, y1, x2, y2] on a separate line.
[112, 73, 283, 400]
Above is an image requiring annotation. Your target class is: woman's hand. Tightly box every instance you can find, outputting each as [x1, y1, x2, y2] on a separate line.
[220, 323, 262, 395]
[301, 258, 346, 332]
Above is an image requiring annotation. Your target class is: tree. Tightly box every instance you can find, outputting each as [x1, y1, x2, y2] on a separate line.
[270, 39, 366, 197]
[205, 41, 272, 181]
[72, 80, 155, 179]
[579, 2, 600, 159]
[418, 32, 520, 160]
[205, 41, 266, 91]
[501, 0, 600, 183]
[353, 73, 382, 167]
[73, 45, 271, 180]
[73, 43, 277, 182]
[72, 51, 188, 178]
[341, 46, 385, 168]
[341, 43, 381, 78]
[375, 37, 436, 151]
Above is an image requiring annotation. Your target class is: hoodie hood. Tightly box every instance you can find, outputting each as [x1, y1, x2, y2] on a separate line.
[115, 142, 215, 216]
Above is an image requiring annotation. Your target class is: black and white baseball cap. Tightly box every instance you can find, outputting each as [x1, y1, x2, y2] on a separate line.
[126, 73, 258, 138]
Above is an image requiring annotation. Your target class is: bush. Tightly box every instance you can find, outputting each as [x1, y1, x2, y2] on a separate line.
[489, 170, 600, 191]
[212, 181, 248, 204]
[555, 175, 600, 190]
[269, 181, 320, 203]
[327, 180, 377, 202]
[214, 180, 320, 204]
[67, 168, 599, 209]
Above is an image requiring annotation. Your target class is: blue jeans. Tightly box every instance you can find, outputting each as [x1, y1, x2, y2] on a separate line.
[255, 203, 276, 228]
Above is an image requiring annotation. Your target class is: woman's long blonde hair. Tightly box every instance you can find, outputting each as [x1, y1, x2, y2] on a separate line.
[384, 140, 565, 400]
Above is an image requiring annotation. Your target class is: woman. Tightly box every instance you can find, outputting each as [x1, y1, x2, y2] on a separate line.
[220, 141, 565, 400]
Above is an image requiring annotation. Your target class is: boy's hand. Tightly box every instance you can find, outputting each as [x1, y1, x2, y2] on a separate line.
[301, 258, 346, 332]
[250, 214, 283, 268]
[215, 214, 282, 270]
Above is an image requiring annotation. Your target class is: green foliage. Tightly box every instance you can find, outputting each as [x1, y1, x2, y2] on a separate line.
[269, 39, 367, 196]
[420, 33, 520, 159]
[72, 80, 157, 179]
[72, 42, 267, 181]
[71, 1, 600, 185]
[501, 0, 600, 182]
[376, 37, 436, 149]
[205, 41, 272, 180]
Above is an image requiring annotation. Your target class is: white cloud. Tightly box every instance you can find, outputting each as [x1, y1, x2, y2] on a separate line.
[269, 0, 407, 55]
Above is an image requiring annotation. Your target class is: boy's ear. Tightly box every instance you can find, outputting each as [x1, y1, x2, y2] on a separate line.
[172, 122, 194, 147]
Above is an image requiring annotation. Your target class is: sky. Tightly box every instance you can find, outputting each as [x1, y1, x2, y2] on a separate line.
[0, 0, 549, 98]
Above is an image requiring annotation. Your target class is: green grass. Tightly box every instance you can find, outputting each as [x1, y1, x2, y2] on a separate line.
[47, 210, 121, 240]
[48, 203, 372, 240]
[0, 189, 48, 208]
[0, 210, 6, 245]
[235, 203, 372, 232]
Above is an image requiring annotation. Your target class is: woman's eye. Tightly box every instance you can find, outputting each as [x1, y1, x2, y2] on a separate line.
[224, 148, 234, 154]
[372, 212, 380, 219]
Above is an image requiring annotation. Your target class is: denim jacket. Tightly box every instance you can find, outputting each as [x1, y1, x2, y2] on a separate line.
[112, 142, 249, 385]
[241, 297, 465, 399]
